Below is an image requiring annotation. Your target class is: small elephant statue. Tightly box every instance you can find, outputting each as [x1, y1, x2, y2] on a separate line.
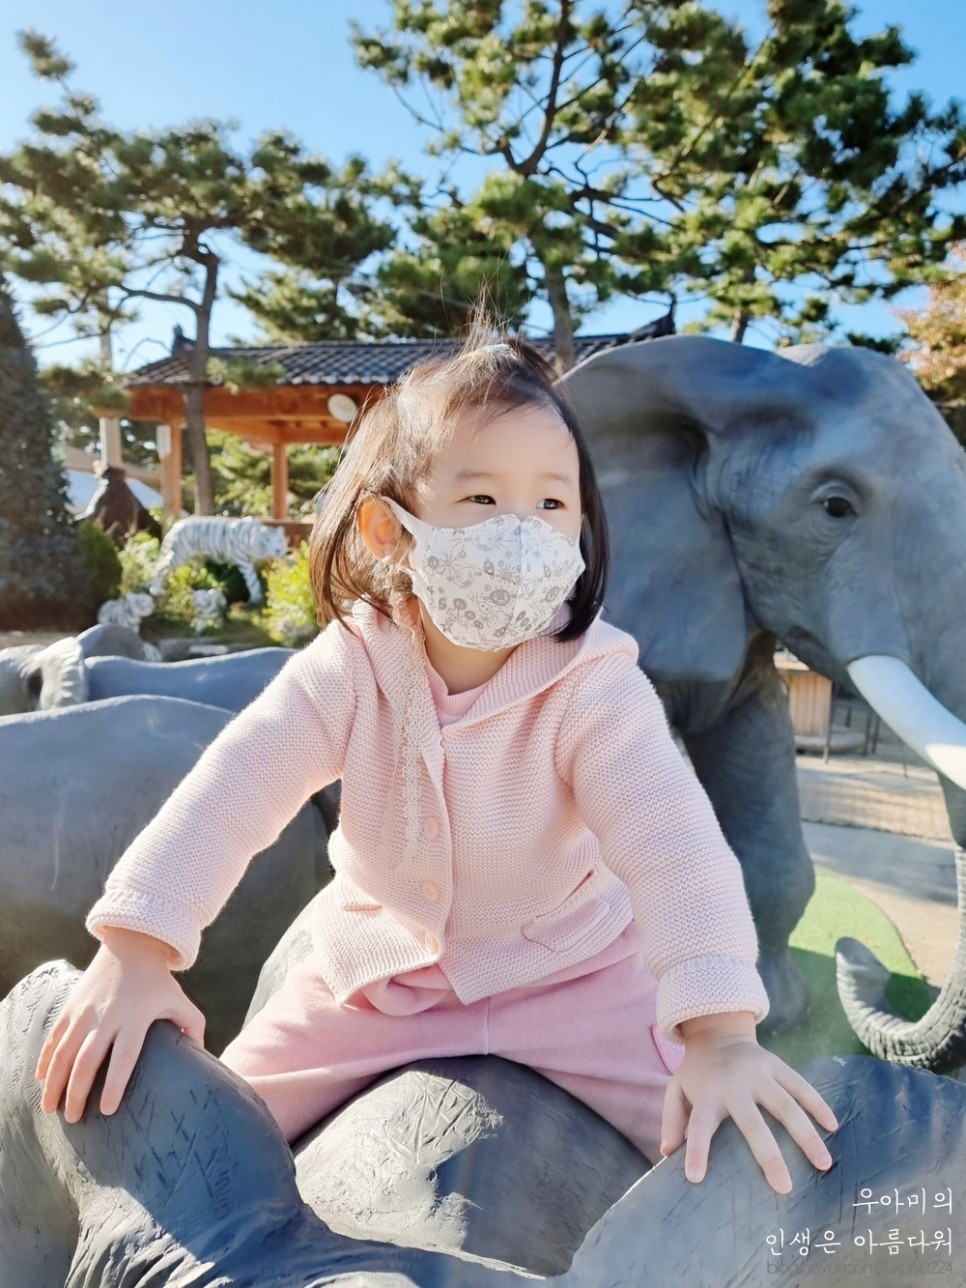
[0, 695, 326, 1052]
[149, 516, 289, 605]
[0, 636, 88, 716]
[562, 335, 966, 1059]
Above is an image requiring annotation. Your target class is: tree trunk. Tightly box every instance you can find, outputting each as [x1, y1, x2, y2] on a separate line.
[544, 267, 577, 374]
[183, 380, 214, 515]
[183, 252, 219, 516]
[731, 309, 750, 344]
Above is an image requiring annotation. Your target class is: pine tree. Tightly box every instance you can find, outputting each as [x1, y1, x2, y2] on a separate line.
[350, 0, 966, 357]
[0, 274, 92, 629]
[0, 33, 396, 513]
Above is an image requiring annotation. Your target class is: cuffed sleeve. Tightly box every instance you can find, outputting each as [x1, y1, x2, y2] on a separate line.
[556, 653, 769, 1042]
[86, 622, 358, 968]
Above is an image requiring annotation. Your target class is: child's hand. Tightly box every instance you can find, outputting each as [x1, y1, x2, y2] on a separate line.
[659, 1012, 838, 1195]
[35, 926, 205, 1123]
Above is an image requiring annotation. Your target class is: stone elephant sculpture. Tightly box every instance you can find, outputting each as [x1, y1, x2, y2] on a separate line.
[561, 335, 966, 1060]
[0, 636, 88, 715]
[0, 695, 325, 1053]
[85, 645, 292, 709]
[0, 623, 162, 715]
[3, 959, 963, 1286]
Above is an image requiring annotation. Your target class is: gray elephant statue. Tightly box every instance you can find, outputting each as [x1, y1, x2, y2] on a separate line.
[562, 335, 966, 1059]
[0, 623, 166, 715]
[0, 636, 88, 715]
[0, 695, 325, 1053]
[2, 959, 962, 1286]
[85, 645, 292, 709]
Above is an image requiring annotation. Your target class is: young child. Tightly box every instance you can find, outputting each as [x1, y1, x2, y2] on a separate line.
[37, 330, 837, 1194]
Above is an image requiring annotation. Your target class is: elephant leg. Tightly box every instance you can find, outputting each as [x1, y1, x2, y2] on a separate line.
[683, 675, 814, 1033]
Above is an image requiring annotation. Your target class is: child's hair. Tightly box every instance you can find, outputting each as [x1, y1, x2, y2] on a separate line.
[309, 322, 609, 643]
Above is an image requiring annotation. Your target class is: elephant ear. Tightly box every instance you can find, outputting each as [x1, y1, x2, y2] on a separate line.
[28, 637, 89, 709]
[561, 336, 800, 685]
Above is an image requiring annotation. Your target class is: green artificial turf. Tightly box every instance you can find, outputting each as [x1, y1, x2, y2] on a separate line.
[759, 868, 936, 1068]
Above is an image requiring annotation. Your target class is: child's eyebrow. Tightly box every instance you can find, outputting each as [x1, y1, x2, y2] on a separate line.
[451, 467, 577, 486]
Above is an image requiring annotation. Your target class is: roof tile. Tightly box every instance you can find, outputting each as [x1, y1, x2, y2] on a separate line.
[127, 328, 669, 389]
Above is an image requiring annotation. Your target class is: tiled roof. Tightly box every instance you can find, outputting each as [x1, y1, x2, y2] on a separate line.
[127, 328, 666, 389]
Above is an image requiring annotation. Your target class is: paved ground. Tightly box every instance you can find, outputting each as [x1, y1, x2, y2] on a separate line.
[796, 709, 958, 990]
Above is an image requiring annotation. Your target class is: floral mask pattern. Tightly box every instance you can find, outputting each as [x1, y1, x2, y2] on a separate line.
[381, 497, 585, 651]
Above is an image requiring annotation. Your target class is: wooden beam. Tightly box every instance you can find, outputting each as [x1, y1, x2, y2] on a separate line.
[158, 421, 183, 520]
[125, 382, 379, 426]
[272, 442, 289, 521]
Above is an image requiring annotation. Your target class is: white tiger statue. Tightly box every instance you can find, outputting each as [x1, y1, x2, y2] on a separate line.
[97, 592, 156, 633]
[96, 593, 162, 660]
[150, 517, 289, 606]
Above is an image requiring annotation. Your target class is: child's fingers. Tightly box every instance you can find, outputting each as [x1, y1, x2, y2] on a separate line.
[659, 1079, 689, 1156]
[99, 1029, 148, 1116]
[680, 1105, 728, 1184]
[63, 1027, 115, 1124]
[35, 1006, 71, 1080]
[760, 1077, 835, 1172]
[727, 1101, 793, 1194]
[771, 1063, 839, 1133]
[169, 999, 206, 1047]
[39, 1018, 91, 1114]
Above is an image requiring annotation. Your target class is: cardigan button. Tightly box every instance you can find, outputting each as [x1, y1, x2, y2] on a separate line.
[424, 932, 440, 953]
[421, 880, 441, 903]
[423, 818, 441, 840]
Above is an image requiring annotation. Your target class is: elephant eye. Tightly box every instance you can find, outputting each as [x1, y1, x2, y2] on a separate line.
[821, 496, 855, 518]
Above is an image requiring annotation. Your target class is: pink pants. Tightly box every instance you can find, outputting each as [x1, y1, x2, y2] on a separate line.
[221, 923, 685, 1162]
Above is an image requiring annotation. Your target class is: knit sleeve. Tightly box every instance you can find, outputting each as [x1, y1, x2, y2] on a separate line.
[556, 654, 769, 1043]
[86, 622, 359, 969]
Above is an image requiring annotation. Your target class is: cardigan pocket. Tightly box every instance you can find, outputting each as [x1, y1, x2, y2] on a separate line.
[522, 894, 611, 955]
[337, 876, 382, 915]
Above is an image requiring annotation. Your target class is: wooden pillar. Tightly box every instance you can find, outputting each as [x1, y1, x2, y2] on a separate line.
[272, 441, 289, 520]
[157, 422, 183, 521]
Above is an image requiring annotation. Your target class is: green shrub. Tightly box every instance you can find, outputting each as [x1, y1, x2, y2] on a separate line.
[203, 560, 249, 605]
[76, 520, 122, 608]
[263, 542, 319, 645]
[118, 531, 161, 595]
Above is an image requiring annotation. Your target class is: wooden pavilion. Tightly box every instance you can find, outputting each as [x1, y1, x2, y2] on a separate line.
[125, 324, 671, 523]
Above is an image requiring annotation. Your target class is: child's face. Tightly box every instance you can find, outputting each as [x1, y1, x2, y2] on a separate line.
[416, 401, 582, 540]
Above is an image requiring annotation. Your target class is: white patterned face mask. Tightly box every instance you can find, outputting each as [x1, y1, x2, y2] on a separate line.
[381, 497, 585, 651]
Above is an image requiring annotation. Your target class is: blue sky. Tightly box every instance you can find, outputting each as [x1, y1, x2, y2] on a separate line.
[1, 0, 964, 371]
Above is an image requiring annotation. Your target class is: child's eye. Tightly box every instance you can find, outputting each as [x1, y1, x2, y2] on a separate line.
[538, 498, 562, 510]
[467, 495, 495, 505]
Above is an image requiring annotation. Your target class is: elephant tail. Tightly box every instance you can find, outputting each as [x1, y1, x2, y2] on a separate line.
[835, 847, 966, 1071]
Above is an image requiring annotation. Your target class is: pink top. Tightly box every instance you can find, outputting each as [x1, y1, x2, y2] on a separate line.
[87, 598, 769, 1043]
[425, 661, 489, 726]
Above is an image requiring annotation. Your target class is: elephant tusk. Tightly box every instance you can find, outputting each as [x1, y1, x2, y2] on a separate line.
[847, 656, 966, 792]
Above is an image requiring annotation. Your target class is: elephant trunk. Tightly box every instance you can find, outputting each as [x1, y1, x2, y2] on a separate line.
[835, 657, 966, 1067]
[835, 848, 966, 1071]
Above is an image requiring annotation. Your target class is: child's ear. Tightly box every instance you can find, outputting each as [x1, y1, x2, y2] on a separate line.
[357, 497, 404, 563]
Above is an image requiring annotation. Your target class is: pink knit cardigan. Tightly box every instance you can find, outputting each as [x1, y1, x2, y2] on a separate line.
[87, 599, 769, 1043]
